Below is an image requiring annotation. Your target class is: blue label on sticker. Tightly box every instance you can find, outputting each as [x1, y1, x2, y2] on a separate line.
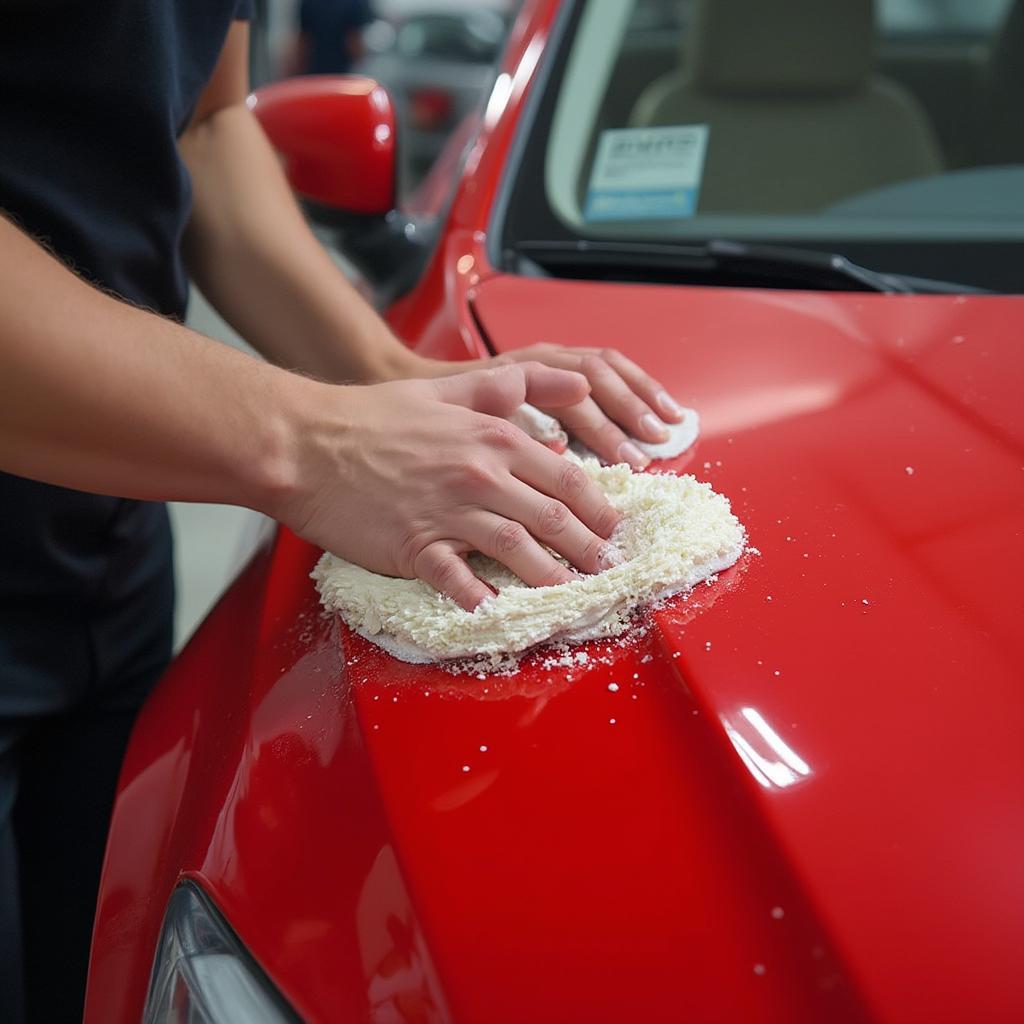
[585, 187, 700, 221]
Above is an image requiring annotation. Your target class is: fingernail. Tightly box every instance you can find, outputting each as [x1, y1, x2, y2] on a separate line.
[641, 412, 670, 442]
[598, 544, 626, 570]
[618, 440, 650, 468]
[657, 391, 684, 419]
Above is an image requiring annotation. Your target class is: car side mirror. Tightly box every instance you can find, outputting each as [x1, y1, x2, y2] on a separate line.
[248, 75, 397, 218]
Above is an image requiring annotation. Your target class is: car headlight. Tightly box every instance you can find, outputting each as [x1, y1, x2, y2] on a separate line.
[143, 882, 298, 1023]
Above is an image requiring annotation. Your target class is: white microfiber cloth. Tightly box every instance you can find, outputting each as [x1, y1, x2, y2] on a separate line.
[512, 403, 700, 462]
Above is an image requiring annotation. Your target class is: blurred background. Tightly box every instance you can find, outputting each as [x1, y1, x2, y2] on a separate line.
[250, 0, 517, 192]
[177, 0, 519, 649]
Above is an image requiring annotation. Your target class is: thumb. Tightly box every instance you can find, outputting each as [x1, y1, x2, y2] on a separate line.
[433, 362, 589, 418]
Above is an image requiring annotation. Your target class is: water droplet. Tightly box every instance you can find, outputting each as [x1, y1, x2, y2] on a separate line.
[771, 906, 785, 920]
[608, 682, 619, 692]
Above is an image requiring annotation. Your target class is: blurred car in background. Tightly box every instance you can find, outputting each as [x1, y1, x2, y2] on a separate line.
[357, 0, 514, 187]
[88, 1, 1024, 1022]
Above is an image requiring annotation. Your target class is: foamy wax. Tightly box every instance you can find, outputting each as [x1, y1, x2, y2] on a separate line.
[313, 455, 744, 665]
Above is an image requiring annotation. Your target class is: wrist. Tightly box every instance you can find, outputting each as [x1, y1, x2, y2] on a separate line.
[242, 366, 328, 523]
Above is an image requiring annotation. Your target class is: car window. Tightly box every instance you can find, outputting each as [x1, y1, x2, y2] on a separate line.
[499, 0, 1024, 292]
[879, 0, 1013, 37]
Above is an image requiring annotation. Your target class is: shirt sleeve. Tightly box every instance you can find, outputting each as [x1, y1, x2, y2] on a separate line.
[234, 0, 255, 20]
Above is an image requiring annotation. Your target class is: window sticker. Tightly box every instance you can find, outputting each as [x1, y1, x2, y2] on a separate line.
[585, 124, 709, 221]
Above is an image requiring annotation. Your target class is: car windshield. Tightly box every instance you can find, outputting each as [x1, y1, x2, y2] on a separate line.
[498, 0, 1024, 293]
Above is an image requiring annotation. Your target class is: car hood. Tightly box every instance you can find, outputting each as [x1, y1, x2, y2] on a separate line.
[457, 277, 1024, 1021]
[112, 279, 1022, 1024]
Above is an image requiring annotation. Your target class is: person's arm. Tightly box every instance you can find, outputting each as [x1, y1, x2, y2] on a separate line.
[0, 212, 293, 508]
[179, 23, 687, 468]
[180, 20, 416, 385]
[0, 213, 621, 609]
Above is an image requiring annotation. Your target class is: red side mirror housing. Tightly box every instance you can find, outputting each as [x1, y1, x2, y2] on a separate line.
[248, 75, 397, 216]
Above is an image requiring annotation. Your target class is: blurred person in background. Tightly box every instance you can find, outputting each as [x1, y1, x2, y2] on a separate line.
[288, 0, 374, 74]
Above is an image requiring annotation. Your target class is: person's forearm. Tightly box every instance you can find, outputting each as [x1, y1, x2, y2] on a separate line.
[179, 103, 426, 383]
[0, 213, 304, 509]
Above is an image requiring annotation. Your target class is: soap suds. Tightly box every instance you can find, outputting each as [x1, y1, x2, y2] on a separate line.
[313, 456, 745, 666]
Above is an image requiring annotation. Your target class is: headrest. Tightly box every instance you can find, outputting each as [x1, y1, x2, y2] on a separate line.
[685, 0, 874, 97]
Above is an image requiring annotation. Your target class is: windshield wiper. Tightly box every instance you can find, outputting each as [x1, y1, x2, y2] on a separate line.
[508, 239, 985, 295]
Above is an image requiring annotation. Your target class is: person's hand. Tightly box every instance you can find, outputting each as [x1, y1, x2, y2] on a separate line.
[276, 363, 623, 610]
[409, 344, 685, 468]
[492, 344, 685, 467]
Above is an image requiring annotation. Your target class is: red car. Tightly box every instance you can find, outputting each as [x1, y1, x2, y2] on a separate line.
[85, 1, 1024, 1022]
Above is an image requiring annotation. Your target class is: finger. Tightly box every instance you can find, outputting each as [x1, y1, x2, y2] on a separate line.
[413, 540, 493, 611]
[510, 439, 621, 537]
[433, 363, 588, 419]
[582, 354, 670, 444]
[601, 349, 685, 423]
[467, 513, 580, 589]
[494, 478, 624, 575]
[494, 343, 582, 371]
[545, 395, 650, 469]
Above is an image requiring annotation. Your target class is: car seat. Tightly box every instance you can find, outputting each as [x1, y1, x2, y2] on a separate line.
[628, 0, 943, 213]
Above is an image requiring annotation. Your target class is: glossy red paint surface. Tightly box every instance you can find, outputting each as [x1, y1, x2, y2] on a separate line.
[249, 75, 397, 215]
[470, 277, 1024, 1024]
[86, 1, 1024, 1022]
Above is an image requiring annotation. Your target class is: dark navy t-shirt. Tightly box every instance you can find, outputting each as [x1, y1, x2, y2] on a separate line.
[0, 1, 252, 702]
